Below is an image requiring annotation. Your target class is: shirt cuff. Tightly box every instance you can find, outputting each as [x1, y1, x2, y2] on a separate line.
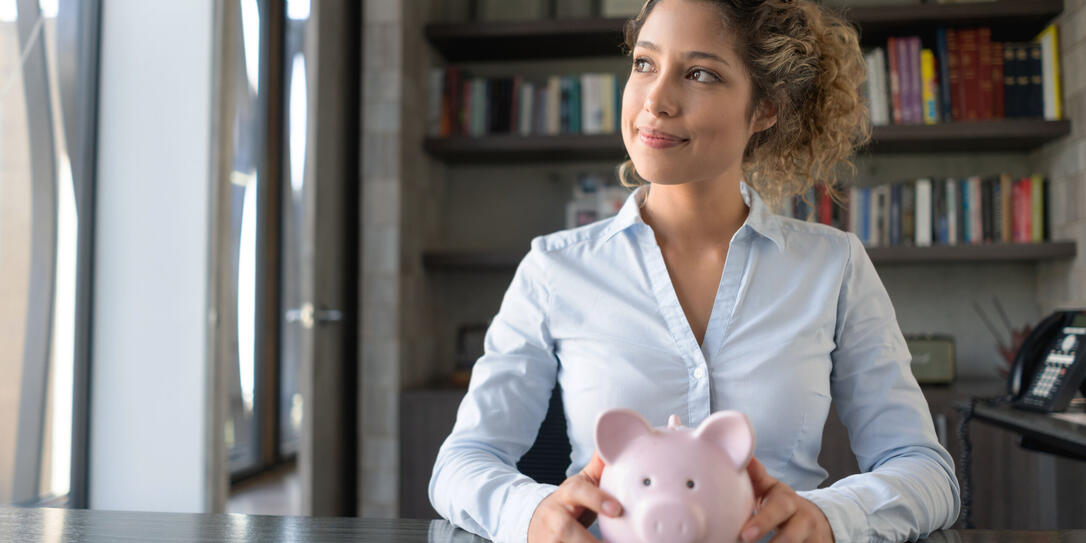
[795, 487, 870, 543]
[501, 482, 559, 543]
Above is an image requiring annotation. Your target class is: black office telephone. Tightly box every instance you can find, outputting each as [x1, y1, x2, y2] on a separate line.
[1007, 309, 1086, 412]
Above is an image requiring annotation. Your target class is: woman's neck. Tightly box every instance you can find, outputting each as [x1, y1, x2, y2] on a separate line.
[639, 177, 750, 250]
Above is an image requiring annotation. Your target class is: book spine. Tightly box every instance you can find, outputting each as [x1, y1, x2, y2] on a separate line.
[937, 28, 954, 122]
[1036, 24, 1062, 120]
[921, 49, 939, 124]
[908, 37, 922, 124]
[903, 181, 915, 246]
[1031, 174, 1044, 242]
[948, 29, 963, 121]
[978, 27, 992, 120]
[1029, 42, 1044, 118]
[889, 37, 903, 125]
[890, 183, 901, 245]
[961, 28, 980, 121]
[960, 179, 970, 243]
[992, 177, 1002, 243]
[1000, 173, 1013, 242]
[916, 179, 932, 247]
[970, 176, 982, 244]
[947, 178, 958, 245]
[992, 42, 1004, 118]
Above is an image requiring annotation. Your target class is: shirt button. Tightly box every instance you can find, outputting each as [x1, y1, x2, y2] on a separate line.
[694, 367, 706, 380]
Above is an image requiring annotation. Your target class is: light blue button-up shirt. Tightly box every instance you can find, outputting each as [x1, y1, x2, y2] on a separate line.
[429, 181, 960, 543]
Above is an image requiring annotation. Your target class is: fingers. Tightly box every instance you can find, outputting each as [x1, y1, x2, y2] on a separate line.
[560, 475, 622, 518]
[767, 514, 817, 543]
[741, 483, 796, 543]
[544, 510, 601, 543]
[581, 450, 606, 484]
[746, 456, 777, 496]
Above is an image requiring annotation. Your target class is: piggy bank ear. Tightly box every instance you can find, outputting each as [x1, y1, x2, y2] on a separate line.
[693, 411, 755, 471]
[595, 409, 654, 465]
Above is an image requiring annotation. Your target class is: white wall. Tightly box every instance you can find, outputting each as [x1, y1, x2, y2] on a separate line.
[90, 0, 214, 512]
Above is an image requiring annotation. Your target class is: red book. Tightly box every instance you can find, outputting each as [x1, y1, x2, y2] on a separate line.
[948, 29, 963, 121]
[1013, 177, 1032, 242]
[889, 37, 903, 125]
[978, 28, 992, 120]
[992, 42, 1005, 118]
[961, 28, 980, 121]
[440, 67, 463, 137]
[818, 186, 833, 226]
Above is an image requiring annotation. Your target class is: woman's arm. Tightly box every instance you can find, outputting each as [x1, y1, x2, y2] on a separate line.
[794, 232, 961, 543]
[428, 240, 562, 543]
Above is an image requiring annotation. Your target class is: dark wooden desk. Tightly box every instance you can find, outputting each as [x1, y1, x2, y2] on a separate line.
[962, 399, 1086, 461]
[2, 507, 1086, 542]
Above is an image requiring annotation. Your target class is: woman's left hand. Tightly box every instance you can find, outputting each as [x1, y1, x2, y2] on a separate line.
[739, 457, 835, 543]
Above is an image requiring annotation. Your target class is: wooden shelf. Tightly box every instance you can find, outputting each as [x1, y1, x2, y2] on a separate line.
[424, 241, 1077, 271]
[423, 119, 1070, 163]
[425, 0, 1063, 62]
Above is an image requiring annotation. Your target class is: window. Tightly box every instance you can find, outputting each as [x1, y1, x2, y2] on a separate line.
[0, 0, 98, 507]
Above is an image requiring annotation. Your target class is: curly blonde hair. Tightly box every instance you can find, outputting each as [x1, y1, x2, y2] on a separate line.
[617, 0, 871, 213]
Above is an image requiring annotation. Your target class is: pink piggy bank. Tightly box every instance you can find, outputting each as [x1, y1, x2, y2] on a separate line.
[595, 409, 756, 543]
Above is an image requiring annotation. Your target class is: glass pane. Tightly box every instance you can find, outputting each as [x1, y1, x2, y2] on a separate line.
[0, 0, 78, 504]
[226, 0, 266, 474]
[278, 1, 308, 457]
[0, 1, 33, 505]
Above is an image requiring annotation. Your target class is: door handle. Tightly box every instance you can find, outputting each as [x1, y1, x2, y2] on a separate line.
[285, 302, 343, 329]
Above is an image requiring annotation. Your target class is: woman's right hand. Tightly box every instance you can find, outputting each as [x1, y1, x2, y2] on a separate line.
[527, 450, 623, 543]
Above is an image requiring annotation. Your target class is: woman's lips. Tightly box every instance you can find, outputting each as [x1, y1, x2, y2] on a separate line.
[638, 129, 688, 149]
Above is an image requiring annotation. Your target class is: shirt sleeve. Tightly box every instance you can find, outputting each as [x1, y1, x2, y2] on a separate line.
[794, 232, 961, 543]
[428, 239, 561, 543]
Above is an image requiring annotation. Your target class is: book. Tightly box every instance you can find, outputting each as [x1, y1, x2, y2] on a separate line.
[960, 28, 980, 120]
[916, 178, 932, 247]
[936, 28, 953, 122]
[977, 177, 986, 245]
[948, 29, 964, 121]
[946, 178, 958, 245]
[1000, 173, 1013, 242]
[1035, 24, 1062, 120]
[902, 181, 915, 246]
[1013, 177, 1032, 242]
[978, 27, 992, 120]
[889, 37, 903, 125]
[921, 49, 939, 124]
[1028, 43, 1044, 118]
[1031, 174, 1045, 242]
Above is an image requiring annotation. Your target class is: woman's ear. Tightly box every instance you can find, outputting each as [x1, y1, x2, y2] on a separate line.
[752, 100, 778, 133]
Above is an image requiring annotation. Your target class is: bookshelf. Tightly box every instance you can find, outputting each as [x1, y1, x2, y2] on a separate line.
[422, 0, 1076, 260]
[423, 119, 1072, 163]
[425, 0, 1062, 62]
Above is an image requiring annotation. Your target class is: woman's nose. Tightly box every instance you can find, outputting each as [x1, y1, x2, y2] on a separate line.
[644, 76, 679, 118]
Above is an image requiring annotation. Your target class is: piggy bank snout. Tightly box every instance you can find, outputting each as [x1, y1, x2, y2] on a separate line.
[636, 498, 706, 543]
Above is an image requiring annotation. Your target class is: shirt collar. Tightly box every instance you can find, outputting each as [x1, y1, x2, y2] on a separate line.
[602, 181, 785, 251]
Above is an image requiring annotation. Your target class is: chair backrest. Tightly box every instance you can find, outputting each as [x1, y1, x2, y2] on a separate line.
[516, 383, 572, 486]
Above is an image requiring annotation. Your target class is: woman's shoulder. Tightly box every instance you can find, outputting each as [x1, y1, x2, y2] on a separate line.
[529, 215, 628, 256]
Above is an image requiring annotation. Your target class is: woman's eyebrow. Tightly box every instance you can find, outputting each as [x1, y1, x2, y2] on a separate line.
[635, 40, 732, 68]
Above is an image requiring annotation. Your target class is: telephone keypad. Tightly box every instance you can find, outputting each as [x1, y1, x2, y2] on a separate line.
[1024, 326, 1083, 404]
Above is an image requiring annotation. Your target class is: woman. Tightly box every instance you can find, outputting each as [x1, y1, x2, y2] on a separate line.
[429, 0, 961, 542]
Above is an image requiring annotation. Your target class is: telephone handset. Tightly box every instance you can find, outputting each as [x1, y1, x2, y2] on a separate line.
[1008, 309, 1086, 412]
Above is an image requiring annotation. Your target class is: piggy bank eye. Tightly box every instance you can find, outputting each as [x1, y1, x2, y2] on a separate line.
[686, 480, 695, 489]
[642, 478, 652, 487]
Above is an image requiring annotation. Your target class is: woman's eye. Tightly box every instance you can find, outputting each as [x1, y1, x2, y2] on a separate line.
[633, 58, 651, 72]
[689, 69, 719, 83]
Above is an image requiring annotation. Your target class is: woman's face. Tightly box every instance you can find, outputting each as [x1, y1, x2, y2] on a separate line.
[621, 0, 774, 187]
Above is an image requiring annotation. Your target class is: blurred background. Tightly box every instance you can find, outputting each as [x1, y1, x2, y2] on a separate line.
[2, 0, 1085, 532]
